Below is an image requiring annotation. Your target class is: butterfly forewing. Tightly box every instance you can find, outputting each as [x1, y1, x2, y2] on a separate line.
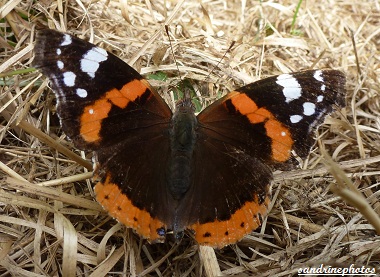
[198, 70, 345, 167]
[34, 30, 172, 150]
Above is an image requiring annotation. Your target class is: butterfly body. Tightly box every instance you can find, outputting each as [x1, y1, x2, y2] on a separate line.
[34, 29, 345, 248]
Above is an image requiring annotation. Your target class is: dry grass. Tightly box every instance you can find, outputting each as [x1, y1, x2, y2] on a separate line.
[1, 0, 380, 276]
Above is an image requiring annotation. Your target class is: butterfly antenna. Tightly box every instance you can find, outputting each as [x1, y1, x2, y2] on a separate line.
[205, 40, 235, 84]
[165, 26, 235, 105]
[165, 25, 181, 77]
[165, 25, 191, 101]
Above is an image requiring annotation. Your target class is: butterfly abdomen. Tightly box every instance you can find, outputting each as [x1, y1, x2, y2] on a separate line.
[168, 104, 197, 201]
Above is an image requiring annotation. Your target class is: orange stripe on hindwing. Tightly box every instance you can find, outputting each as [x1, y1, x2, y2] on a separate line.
[94, 174, 166, 241]
[228, 93, 294, 162]
[80, 79, 150, 143]
[190, 195, 270, 248]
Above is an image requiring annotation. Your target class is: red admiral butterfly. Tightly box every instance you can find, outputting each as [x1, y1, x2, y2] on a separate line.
[33, 29, 345, 248]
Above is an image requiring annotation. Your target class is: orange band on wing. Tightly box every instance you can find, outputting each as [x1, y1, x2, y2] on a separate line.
[119, 79, 152, 102]
[229, 92, 294, 162]
[190, 195, 270, 248]
[79, 79, 150, 143]
[264, 120, 293, 162]
[80, 100, 112, 143]
[94, 174, 166, 242]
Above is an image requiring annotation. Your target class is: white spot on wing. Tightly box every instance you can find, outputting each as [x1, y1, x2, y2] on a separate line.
[57, 49, 61, 55]
[80, 59, 97, 78]
[63, 71, 76, 87]
[290, 114, 303, 124]
[80, 47, 108, 78]
[313, 70, 327, 92]
[317, 95, 324, 102]
[89, 109, 94, 114]
[76, 88, 88, 98]
[281, 131, 286, 137]
[276, 74, 302, 103]
[313, 70, 323, 82]
[57, 61, 64, 69]
[303, 102, 316, 116]
[60, 34, 72, 46]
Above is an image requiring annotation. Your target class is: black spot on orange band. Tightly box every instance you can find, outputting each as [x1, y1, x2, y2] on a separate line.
[94, 173, 166, 242]
[190, 194, 270, 248]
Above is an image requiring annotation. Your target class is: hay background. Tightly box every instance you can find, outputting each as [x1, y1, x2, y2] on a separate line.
[1, 0, 380, 276]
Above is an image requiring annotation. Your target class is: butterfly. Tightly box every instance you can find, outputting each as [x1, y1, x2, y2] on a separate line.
[33, 29, 346, 248]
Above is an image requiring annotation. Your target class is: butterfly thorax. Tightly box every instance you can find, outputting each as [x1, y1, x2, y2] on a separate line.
[168, 98, 197, 201]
